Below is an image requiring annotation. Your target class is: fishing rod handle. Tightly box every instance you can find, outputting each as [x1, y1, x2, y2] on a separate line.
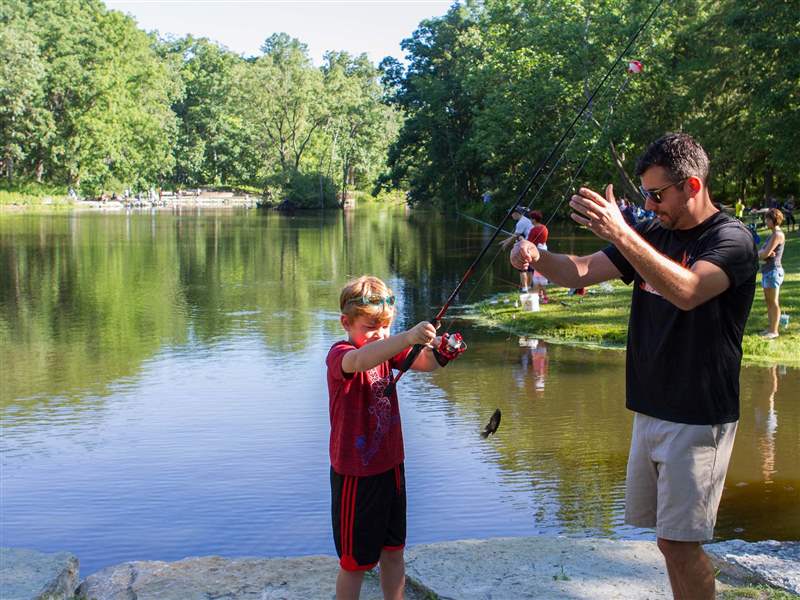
[399, 343, 425, 373]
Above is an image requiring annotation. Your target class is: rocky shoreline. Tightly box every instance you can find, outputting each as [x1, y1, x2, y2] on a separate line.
[3, 536, 798, 599]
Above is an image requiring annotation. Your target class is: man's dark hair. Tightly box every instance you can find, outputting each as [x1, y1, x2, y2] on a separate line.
[635, 133, 710, 184]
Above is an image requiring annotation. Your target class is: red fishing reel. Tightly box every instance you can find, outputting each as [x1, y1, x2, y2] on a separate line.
[433, 332, 467, 366]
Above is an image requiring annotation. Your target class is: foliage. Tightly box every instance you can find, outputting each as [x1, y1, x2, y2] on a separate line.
[384, 1, 799, 211]
[1, 5, 399, 206]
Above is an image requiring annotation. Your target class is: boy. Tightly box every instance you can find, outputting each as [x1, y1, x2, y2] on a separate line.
[326, 275, 465, 600]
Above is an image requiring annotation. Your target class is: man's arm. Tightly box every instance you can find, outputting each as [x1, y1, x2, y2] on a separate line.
[511, 242, 621, 288]
[611, 232, 731, 310]
[569, 184, 731, 311]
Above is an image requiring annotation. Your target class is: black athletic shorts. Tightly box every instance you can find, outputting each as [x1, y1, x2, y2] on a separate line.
[330, 463, 406, 571]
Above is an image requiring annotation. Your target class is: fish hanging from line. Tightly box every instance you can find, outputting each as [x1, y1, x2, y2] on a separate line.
[481, 409, 502, 438]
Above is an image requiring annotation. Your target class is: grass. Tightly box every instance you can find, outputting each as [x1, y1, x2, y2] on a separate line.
[717, 584, 797, 600]
[473, 232, 800, 367]
[0, 181, 71, 207]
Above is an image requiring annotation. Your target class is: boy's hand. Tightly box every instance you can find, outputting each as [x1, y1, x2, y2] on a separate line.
[405, 321, 437, 346]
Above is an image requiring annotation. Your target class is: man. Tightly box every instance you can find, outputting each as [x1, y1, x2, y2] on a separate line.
[511, 133, 757, 600]
[501, 206, 534, 291]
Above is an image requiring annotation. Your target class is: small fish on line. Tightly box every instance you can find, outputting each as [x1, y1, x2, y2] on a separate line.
[481, 409, 502, 438]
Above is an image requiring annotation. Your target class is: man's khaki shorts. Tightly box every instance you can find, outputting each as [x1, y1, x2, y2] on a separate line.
[625, 413, 738, 542]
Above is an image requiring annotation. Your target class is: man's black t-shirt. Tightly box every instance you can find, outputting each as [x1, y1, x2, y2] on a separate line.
[602, 211, 757, 425]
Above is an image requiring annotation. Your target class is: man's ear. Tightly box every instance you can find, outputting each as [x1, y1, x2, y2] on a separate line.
[686, 176, 702, 194]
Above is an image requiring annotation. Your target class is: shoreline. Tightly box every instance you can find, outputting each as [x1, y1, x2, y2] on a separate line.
[5, 536, 796, 599]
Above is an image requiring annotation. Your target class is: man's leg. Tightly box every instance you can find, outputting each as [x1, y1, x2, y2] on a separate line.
[379, 548, 405, 600]
[656, 539, 715, 600]
[651, 421, 738, 600]
[336, 568, 365, 600]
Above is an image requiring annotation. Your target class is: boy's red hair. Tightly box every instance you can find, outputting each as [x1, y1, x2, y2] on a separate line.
[339, 276, 395, 324]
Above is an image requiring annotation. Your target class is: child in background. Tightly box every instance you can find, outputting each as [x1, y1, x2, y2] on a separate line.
[326, 275, 466, 599]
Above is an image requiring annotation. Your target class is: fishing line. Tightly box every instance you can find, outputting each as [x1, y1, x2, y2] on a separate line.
[386, 0, 665, 396]
[446, 66, 636, 317]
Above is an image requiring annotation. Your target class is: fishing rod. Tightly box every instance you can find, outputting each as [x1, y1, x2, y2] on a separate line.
[385, 0, 664, 396]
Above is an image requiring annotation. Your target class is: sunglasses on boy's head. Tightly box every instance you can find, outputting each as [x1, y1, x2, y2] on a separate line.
[348, 294, 396, 307]
[639, 178, 686, 204]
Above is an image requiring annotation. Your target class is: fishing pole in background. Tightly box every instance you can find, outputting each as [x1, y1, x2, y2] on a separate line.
[385, 0, 665, 398]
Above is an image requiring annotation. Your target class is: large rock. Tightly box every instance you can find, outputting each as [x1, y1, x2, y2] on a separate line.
[0, 547, 79, 600]
[705, 539, 800, 595]
[75, 555, 428, 600]
[406, 536, 672, 599]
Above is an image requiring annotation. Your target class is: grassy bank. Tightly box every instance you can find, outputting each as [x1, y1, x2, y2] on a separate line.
[473, 233, 799, 367]
[0, 182, 72, 209]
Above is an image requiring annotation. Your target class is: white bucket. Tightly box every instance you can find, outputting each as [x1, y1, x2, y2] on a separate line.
[520, 292, 540, 312]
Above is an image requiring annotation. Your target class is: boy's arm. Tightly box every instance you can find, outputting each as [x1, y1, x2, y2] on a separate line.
[410, 333, 467, 372]
[409, 345, 440, 372]
[341, 322, 436, 374]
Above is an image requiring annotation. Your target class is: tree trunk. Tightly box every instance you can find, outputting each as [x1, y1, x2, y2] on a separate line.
[35, 160, 44, 183]
[608, 140, 639, 201]
[763, 167, 773, 204]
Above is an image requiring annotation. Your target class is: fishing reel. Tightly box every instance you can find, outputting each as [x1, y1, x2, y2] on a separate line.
[433, 332, 467, 367]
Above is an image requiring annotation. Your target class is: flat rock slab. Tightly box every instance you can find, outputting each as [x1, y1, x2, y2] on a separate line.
[75, 555, 428, 600]
[0, 547, 79, 600]
[406, 537, 671, 600]
[705, 539, 800, 595]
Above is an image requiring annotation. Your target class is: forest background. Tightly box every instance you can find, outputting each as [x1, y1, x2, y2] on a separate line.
[1, 0, 798, 215]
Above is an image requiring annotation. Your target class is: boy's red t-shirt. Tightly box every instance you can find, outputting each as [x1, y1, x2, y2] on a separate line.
[326, 341, 412, 477]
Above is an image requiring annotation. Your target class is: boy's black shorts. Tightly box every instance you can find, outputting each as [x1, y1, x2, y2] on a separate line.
[330, 464, 406, 571]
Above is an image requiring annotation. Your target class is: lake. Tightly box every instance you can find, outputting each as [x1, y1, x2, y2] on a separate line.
[1, 207, 797, 575]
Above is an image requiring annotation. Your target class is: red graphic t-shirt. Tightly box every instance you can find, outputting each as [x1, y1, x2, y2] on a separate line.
[326, 341, 412, 477]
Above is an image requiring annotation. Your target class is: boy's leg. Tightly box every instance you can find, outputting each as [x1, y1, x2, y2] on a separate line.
[380, 464, 407, 600]
[379, 548, 404, 600]
[336, 568, 365, 600]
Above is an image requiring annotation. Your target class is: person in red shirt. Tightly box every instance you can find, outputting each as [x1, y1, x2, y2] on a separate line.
[326, 275, 465, 600]
[526, 210, 551, 303]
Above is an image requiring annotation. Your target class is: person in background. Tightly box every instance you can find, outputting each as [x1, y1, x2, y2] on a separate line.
[758, 208, 786, 339]
[527, 210, 550, 303]
[782, 195, 795, 232]
[619, 197, 638, 226]
[734, 198, 745, 221]
[501, 206, 534, 291]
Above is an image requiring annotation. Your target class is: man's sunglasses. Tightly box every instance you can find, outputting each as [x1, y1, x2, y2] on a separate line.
[348, 295, 396, 307]
[639, 179, 686, 204]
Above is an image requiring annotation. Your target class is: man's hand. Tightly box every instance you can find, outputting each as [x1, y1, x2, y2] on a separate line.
[511, 239, 539, 271]
[405, 321, 437, 346]
[569, 184, 631, 244]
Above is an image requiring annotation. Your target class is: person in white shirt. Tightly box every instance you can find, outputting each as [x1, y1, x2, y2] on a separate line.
[501, 206, 534, 291]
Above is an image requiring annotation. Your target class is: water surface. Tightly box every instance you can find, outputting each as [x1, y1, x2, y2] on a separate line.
[1, 208, 797, 575]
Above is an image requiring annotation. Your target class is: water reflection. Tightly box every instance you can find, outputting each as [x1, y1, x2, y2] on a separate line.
[756, 366, 779, 483]
[516, 337, 549, 393]
[1, 209, 798, 576]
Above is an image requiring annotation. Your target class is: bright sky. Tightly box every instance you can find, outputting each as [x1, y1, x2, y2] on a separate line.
[107, 0, 453, 65]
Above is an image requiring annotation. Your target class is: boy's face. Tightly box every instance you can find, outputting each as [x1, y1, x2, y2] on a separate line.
[341, 314, 393, 348]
